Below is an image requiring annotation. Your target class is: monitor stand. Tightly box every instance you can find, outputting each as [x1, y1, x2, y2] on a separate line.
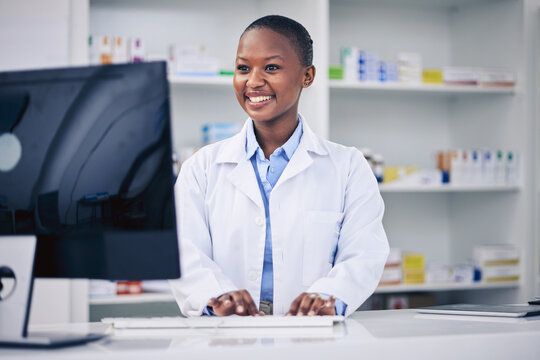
[0, 236, 107, 348]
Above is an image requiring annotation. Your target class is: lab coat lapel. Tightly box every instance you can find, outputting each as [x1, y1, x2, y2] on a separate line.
[227, 159, 264, 210]
[275, 116, 327, 188]
[276, 141, 313, 187]
[217, 119, 264, 210]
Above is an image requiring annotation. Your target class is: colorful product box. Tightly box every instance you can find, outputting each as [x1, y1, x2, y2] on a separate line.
[443, 67, 478, 85]
[112, 36, 129, 64]
[422, 69, 443, 84]
[478, 69, 516, 87]
[402, 253, 425, 284]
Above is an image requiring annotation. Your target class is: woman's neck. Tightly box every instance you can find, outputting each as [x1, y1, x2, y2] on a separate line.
[253, 113, 299, 159]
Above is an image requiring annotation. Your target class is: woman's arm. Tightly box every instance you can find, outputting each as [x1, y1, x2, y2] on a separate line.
[305, 149, 390, 316]
[169, 154, 240, 317]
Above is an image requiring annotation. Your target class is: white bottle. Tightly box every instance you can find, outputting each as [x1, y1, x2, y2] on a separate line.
[451, 149, 463, 185]
[462, 150, 471, 184]
[359, 147, 374, 173]
[372, 154, 384, 183]
[495, 150, 505, 185]
[505, 151, 518, 185]
[470, 150, 482, 184]
[482, 150, 495, 185]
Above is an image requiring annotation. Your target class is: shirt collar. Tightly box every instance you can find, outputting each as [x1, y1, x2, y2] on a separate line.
[245, 117, 303, 161]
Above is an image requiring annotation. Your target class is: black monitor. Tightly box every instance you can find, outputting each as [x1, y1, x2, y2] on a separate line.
[0, 62, 180, 347]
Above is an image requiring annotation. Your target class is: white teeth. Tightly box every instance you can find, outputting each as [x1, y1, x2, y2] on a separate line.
[249, 96, 273, 103]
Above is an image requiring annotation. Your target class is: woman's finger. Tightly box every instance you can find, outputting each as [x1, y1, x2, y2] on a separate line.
[318, 296, 336, 316]
[286, 292, 307, 316]
[307, 296, 325, 316]
[230, 291, 247, 315]
[297, 293, 316, 316]
[240, 289, 259, 316]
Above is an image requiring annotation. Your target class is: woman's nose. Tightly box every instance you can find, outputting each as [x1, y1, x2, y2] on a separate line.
[247, 69, 265, 88]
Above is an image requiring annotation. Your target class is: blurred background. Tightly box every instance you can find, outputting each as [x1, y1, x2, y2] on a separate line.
[1, 0, 539, 323]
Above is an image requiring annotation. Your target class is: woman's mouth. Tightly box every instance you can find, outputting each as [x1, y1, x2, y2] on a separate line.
[246, 95, 275, 108]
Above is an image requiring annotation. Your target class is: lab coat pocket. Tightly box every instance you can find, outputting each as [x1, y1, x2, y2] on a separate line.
[302, 210, 344, 286]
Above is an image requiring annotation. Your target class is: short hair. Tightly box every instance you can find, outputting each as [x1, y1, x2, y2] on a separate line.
[242, 15, 313, 67]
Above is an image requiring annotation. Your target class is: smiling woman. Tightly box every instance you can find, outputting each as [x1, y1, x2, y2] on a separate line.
[233, 25, 314, 159]
[170, 15, 389, 318]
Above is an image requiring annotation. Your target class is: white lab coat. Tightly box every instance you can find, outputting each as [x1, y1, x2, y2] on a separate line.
[170, 115, 389, 317]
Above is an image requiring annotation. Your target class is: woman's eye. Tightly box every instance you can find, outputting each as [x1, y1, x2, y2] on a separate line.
[236, 65, 249, 72]
[266, 64, 280, 71]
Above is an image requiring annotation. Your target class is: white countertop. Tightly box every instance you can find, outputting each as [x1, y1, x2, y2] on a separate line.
[2, 309, 540, 360]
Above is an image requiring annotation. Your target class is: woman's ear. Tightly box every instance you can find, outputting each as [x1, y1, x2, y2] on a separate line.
[303, 65, 316, 88]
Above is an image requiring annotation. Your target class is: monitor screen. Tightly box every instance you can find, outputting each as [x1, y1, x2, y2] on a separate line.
[0, 62, 180, 280]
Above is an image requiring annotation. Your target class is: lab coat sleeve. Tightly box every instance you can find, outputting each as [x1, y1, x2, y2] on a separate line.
[307, 149, 389, 316]
[169, 154, 238, 317]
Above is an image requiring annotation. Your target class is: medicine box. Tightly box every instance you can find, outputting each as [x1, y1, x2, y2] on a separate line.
[112, 36, 128, 64]
[398, 53, 422, 84]
[478, 68, 516, 87]
[482, 265, 520, 283]
[97, 35, 113, 65]
[402, 253, 425, 284]
[473, 245, 519, 267]
[329, 65, 344, 80]
[473, 245, 520, 283]
[129, 38, 145, 63]
[422, 69, 443, 84]
[202, 123, 240, 145]
[443, 67, 478, 85]
[379, 248, 402, 286]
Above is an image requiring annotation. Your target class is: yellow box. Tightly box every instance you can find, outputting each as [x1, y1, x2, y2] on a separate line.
[383, 166, 420, 183]
[403, 270, 425, 284]
[402, 253, 425, 270]
[422, 69, 443, 84]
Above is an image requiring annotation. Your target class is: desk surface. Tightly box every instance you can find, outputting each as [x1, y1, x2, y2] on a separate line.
[2, 309, 540, 360]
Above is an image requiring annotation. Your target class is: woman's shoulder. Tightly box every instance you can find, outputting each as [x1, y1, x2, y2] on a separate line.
[181, 133, 242, 170]
[315, 136, 366, 162]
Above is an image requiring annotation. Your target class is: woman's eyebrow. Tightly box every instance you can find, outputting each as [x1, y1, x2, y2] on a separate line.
[265, 55, 284, 61]
[236, 55, 283, 61]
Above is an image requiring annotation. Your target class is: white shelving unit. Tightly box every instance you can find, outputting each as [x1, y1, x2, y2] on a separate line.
[89, 293, 175, 305]
[328, 0, 536, 308]
[89, 282, 520, 306]
[375, 282, 519, 294]
[329, 80, 517, 94]
[63, 0, 539, 316]
[168, 75, 233, 86]
[379, 184, 520, 193]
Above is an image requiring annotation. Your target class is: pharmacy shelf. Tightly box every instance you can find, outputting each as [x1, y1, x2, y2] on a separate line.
[89, 292, 175, 305]
[375, 281, 519, 294]
[168, 75, 233, 86]
[89, 283, 520, 305]
[167, 77, 516, 95]
[329, 80, 516, 94]
[378, 184, 520, 193]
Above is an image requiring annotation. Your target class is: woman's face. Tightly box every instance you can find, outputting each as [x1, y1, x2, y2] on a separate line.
[233, 28, 314, 124]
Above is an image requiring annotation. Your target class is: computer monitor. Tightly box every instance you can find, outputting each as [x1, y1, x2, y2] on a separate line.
[0, 62, 180, 347]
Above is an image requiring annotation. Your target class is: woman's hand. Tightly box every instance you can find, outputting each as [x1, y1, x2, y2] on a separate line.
[207, 289, 264, 316]
[286, 292, 336, 316]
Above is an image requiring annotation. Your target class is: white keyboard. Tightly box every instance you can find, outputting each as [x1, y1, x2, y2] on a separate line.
[102, 315, 345, 329]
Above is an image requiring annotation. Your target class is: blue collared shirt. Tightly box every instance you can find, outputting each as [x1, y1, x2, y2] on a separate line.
[246, 118, 303, 302]
[245, 117, 347, 315]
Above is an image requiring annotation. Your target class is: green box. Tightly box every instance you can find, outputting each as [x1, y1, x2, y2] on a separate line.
[329, 66, 344, 80]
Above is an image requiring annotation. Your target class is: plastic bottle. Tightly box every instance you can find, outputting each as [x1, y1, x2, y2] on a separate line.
[372, 154, 384, 183]
[359, 147, 374, 172]
[495, 150, 505, 185]
[505, 151, 518, 185]
[471, 150, 482, 184]
[450, 149, 463, 185]
[482, 150, 495, 185]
